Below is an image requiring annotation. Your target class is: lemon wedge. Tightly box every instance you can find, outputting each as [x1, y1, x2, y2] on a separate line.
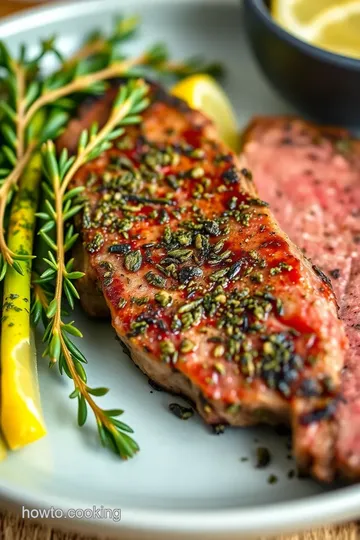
[171, 74, 239, 152]
[1, 323, 46, 451]
[272, 0, 360, 59]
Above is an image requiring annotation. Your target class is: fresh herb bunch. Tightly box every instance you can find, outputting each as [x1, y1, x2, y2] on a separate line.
[0, 15, 223, 279]
[0, 20, 164, 280]
[0, 14, 223, 458]
[63, 15, 141, 70]
[61, 15, 223, 82]
[0, 40, 69, 279]
[33, 80, 149, 458]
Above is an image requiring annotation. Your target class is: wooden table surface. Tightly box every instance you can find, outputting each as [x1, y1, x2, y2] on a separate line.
[0, 1, 358, 539]
[0, 509, 358, 540]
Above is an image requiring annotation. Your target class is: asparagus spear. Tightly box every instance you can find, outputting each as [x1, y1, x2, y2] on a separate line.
[1, 149, 46, 449]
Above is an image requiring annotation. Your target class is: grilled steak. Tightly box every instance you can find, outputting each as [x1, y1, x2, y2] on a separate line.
[60, 83, 347, 482]
[242, 117, 360, 480]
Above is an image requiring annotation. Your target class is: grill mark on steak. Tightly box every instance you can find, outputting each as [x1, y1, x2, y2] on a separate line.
[242, 116, 360, 480]
[312, 264, 335, 293]
[61, 87, 347, 483]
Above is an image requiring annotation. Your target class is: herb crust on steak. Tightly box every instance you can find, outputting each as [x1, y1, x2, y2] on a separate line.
[59, 83, 347, 482]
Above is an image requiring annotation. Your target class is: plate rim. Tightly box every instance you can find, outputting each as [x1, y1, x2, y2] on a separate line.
[0, 0, 359, 536]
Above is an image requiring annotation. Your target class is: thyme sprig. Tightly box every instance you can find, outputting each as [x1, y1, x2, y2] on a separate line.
[35, 79, 149, 458]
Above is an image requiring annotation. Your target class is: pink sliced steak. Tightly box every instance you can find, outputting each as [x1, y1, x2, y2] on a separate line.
[243, 117, 360, 479]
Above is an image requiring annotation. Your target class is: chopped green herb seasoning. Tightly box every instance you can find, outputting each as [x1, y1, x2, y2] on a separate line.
[125, 249, 143, 272]
[169, 403, 194, 420]
[86, 232, 104, 253]
[145, 271, 166, 288]
[267, 474, 278, 485]
[255, 447, 271, 468]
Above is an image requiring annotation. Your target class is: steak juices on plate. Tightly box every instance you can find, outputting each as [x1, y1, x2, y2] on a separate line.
[58, 82, 347, 482]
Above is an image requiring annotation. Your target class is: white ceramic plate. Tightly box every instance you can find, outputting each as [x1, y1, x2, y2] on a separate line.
[0, 1, 359, 538]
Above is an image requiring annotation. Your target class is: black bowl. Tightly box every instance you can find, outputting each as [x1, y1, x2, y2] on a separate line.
[243, 0, 360, 127]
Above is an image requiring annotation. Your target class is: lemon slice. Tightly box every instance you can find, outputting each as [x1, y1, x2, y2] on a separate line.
[272, 0, 360, 59]
[272, 0, 310, 37]
[272, 0, 352, 32]
[171, 74, 239, 152]
[310, 2, 360, 59]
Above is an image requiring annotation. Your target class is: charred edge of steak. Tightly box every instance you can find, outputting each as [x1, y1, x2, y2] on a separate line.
[117, 333, 290, 429]
[93, 77, 193, 113]
[299, 398, 339, 426]
[311, 264, 338, 311]
[57, 77, 196, 158]
[152, 84, 193, 114]
[312, 264, 333, 291]
[73, 242, 110, 318]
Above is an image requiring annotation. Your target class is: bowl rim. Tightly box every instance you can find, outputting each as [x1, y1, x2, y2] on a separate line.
[246, 0, 360, 71]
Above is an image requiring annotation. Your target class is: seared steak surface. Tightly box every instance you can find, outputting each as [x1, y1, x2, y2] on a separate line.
[61, 84, 347, 482]
[243, 117, 360, 479]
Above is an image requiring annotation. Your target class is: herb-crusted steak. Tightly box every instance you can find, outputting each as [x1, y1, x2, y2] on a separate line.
[61, 83, 347, 482]
[242, 117, 360, 480]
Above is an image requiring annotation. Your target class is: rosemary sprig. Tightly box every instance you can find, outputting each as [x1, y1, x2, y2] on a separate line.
[0, 43, 70, 277]
[0, 31, 165, 279]
[23, 45, 164, 128]
[0, 142, 38, 276]
[0, 43, 29, 273]
[155, 57, 224, 81]
[63, 15, 140, 69]
[31, 273, 51, 327]
[36, 80, 149, 458]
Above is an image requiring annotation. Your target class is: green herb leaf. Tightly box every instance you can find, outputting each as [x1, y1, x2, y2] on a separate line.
[46, 298, 58, 318]
[77, 395, 88, 426]
[69, 388, 80, 399]
[62, 322, 83, 338]
[11, 260, 24, 276]
[40, 109, 69, 143]
[87, 387, 109, 397]
[49, 333, 61, 362]
[104, 409, 124, 418]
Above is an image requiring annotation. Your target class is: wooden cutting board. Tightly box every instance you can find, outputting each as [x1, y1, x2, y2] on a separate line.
[0, 2, 357, 539]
